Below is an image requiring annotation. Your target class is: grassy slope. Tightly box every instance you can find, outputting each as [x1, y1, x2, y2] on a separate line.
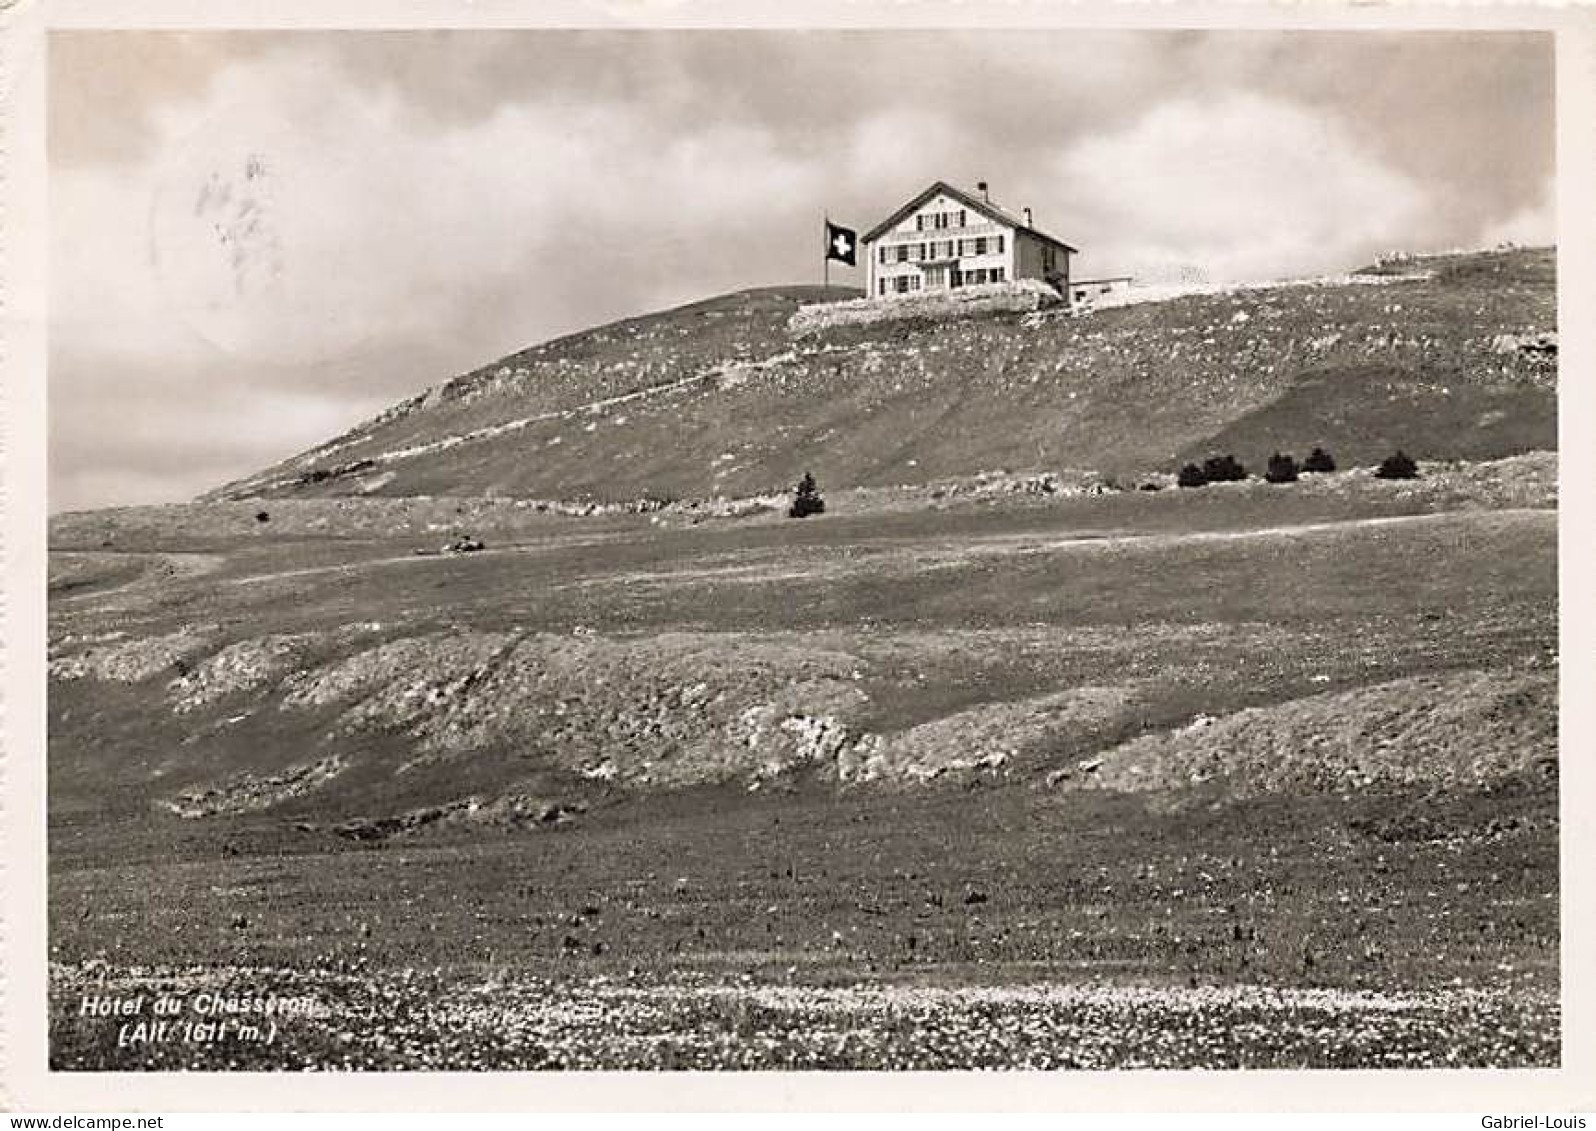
[49, 486, 1555, 828]
[208, 249, 1555, 503]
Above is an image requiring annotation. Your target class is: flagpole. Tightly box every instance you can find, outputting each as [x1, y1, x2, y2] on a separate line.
[823, 212, 830, 291]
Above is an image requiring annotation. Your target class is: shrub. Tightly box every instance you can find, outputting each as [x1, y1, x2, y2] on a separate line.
[1201, 454, 1248, 483]
[1176, 463, 1208, 488]
[255, 511, 270, 523]
[1302, 446, 1337, 474]
[1264, 452, 1299, 484]
[1375, 450, 1420, 480]
[788, 472, 826, 518]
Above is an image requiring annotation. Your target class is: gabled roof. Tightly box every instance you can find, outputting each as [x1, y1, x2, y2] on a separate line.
[861, 180, 1079, 254]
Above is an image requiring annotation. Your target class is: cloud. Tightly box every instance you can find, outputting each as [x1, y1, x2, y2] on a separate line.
[1475, 184, 1556, 248]
[49, 358, 386, 512]
[1053, 93, 1431, 281]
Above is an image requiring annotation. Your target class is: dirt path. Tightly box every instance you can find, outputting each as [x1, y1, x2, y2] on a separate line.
[50, 550, 226, 606]
[571, 508, 1554, 590]
[214, 505, 1551, 593]
[223, 531, 628, 588]
[225, 348, 828, 497]
[1027, 506, 1549, 551]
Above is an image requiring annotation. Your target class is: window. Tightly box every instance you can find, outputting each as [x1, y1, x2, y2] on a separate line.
[879, 280, 887, 296]
[896, 244, 910, 263]
[996, 235, 1005, 254]
[919, 243, 927, 261]
[974, 237, 987, 255]
[895, 276, 911, 294]
[958, 209, 967, 227]
[916, 216, 926, 232]
[993, 267, 1005, 282]
[878, 246, 887, 265]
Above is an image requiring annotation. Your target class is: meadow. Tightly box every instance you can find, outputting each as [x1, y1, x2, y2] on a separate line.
[47, 463, 1560, 1069]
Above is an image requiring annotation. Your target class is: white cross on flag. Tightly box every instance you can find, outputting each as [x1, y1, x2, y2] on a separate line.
[825, 220, 857, 266]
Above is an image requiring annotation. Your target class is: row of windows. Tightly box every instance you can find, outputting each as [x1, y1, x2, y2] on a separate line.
[879, 235, 1005, 264]
[876, 266, 1007, 296]
[915, 210, 967, 231]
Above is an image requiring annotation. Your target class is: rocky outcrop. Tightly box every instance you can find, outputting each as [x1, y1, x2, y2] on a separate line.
[162, 755, 348, 817]
[1056, 667, 1556, 797]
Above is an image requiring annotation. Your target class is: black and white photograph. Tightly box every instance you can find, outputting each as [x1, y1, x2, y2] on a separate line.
[6, 3, 1593, 1107]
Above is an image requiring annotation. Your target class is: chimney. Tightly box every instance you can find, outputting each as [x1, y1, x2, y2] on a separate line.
[1023, 207, 1033, 228]
[977, 180, 990, 202]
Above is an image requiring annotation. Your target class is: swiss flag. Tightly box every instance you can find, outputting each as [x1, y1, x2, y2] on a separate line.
[825, 220, 857, 266]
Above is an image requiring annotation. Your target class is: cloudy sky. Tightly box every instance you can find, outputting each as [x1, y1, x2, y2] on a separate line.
[49, 29, 1555, 512]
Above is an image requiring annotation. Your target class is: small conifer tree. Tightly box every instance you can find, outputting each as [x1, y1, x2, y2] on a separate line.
[1375, 450, 1420, 480]
[1302, 446, 1337, 474]
[788, 472, 826, 518]
[1177, 463, 1208, 488]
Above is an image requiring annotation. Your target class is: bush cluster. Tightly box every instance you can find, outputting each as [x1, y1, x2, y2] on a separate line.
[1177, 454, 1249, 488]
[1203, 454, 1249, 483]
[1264, 453, 1299, 484]
[1172, 446, 1418, 488]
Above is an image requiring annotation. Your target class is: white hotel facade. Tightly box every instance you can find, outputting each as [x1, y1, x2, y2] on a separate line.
[861, 181, 1077, 300]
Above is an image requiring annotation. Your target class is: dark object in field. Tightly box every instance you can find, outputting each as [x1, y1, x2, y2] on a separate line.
[962, 889, 989, 905]
[789, 472, 826, 518]
[1176, 463, 1208, 488]
[255, 511, 270, 524]
[1302, 446, 1337, 474]
[445, 535, 486, 553]
[1202, 454, 1249, 483]
[1139, 482, 1162, 492]
[1265, 452, 1300, 484]
[1375, 450, 1420, 480]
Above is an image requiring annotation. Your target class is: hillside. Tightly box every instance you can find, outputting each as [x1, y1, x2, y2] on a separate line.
[49, 246, 1561, 1071]
[208, 248, 1556, 503]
